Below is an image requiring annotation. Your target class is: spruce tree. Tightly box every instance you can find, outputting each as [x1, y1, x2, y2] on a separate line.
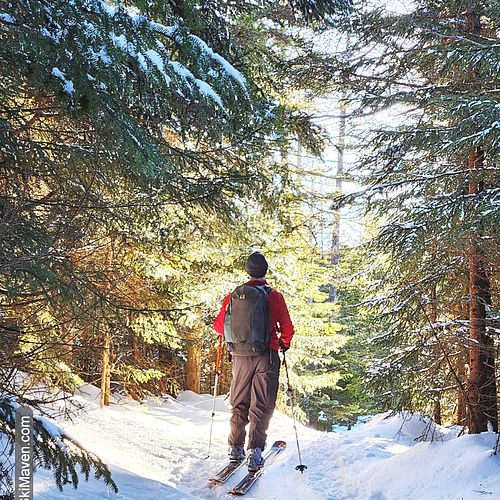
[311, 0, 499, 431]
[1, 0, 353, 493]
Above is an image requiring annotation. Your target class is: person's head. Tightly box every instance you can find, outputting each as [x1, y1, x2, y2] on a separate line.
[245, 252, 268, 279]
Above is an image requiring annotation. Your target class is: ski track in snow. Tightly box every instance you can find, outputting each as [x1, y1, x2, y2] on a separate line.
[32, 387, 500, 500]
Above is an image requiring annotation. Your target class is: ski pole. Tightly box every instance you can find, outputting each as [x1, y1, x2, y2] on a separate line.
[280, 340, 307, 473]
[206, 334, 223, 459]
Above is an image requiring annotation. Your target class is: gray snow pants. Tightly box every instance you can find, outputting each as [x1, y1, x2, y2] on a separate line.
[228, 349, 280, 450]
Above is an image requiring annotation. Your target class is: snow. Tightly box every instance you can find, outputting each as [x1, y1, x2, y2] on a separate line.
[0, 12, 15, 23]
[144, 49, 171, 84]
[27, 384, 500, 500]
[109, 31, 136, 57]
[188, 34, 247, 90]
[170, 61, 194, 81]
[82, 21, 98, 40]
[170, 61, 224, 108]
[20, 0, 247, 112]
[98, 47, 112, 65]
[99, 1, 118, 19]
[51, 67, 75, 94]
[149, 21, 178, 37]
[136, 52, 148, 72]
[194, 79, 224, 108]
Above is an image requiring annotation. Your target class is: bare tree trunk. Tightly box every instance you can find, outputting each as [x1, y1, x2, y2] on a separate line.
[100, 330, 111, 407]
[186, 329, 201, 393]
[456, 390, 467, 427]
[455, 359, 468, 426]
[329, 97, 346, 302]
[100, 241, 112, 408]
[451, 290, 468, 426]
[429, 279, 442, 425]
[433, 399, 442, 426]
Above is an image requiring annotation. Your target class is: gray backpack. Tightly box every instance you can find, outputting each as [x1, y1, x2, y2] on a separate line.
[223, 284, 271, 355]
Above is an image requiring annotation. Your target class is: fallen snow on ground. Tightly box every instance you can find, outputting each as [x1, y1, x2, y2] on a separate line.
[33, 386, 500, 499]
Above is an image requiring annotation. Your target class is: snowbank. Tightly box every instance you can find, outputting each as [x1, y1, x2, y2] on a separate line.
[304, 412, 499, 500]
[30, 385, 499, 499]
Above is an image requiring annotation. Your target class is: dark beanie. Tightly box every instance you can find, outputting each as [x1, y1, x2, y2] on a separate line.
[245, 252, 268, 278]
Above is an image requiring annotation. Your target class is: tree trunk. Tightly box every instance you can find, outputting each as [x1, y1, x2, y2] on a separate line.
[433, 399, 442, 426]
[464, 0, 497, 435]
[100, 241, 112, 408]
[185, 329, 201, 393]
[328, 97, 346, 302]
[466, 148, 497, 433]
[456, 345, 468, 427]
[100, 330, 111, 407]
[452, 289, 468, 427]
[429, 278, 443, 425]
[456, 386, 467, 427]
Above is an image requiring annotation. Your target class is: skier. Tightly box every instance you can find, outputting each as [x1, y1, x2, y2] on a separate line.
[213, 251, 294, 473]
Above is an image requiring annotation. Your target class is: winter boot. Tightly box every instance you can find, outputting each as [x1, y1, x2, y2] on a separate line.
[247, 448, 264, 473]
[228, 445, 245, 463]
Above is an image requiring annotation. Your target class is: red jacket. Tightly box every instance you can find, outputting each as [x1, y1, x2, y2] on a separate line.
[213, 279, 294, 351]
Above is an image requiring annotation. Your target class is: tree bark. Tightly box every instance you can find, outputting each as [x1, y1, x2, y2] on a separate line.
[456, 347, 468, 427]
[429, 280, 443, 425]
[433, 399, 442, 426]
[466, 148, 497, 433]
[456, 386, 467, 427]
[464, 0, 497, 435]
[100, 330, 111, 407]
[185, 329, 201, 393]
[328, 97, 346, 302]
[100, 241, 112, 408]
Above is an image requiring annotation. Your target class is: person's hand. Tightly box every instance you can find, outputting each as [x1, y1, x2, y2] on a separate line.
[279, 339, 289, 353]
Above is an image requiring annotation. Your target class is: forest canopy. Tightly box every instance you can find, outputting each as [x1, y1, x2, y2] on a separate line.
[0, 0, 498, 496]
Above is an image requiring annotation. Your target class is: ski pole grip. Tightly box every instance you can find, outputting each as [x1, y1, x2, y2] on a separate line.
[279, 338, 288, 352]
[215, 334, 223, 373]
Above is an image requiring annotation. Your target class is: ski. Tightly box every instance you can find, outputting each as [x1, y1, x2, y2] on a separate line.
[229, 440, 286, 495]
[208, 459, 246, 485]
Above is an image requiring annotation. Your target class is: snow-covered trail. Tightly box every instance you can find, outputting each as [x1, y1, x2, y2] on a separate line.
[34, 386, 500, 499]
